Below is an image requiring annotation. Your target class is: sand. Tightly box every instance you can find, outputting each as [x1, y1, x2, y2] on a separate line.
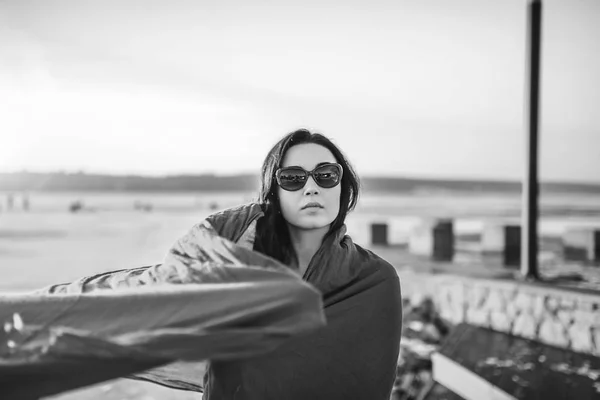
[1, 205, 599, 399]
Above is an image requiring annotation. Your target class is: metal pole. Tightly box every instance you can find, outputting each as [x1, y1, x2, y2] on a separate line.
[521, 0, 542, 280]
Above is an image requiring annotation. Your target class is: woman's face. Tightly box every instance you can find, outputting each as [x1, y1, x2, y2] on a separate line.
[277, 143, 342, 231]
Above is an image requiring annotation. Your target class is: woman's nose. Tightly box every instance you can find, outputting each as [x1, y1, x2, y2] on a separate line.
[303, 176, 320, 195]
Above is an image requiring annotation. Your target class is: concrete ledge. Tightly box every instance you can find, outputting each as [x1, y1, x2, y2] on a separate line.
[397, 269, 600, 356]
[432, 323, 600, 400]
[408, 219, 455, 261]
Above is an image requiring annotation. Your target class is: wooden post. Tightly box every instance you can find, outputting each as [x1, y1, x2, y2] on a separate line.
[370, 223, 388, 246]
[563, 228, 600, 263]
[504, 226, 522, 267]
[433, 220, 455, 261]
[482, 224, 521, 267]
[521, 0, 542, 280]
[409, 219, 455, 262]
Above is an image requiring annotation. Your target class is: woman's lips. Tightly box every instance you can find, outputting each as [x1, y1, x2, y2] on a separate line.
[302, 202, 324, 210]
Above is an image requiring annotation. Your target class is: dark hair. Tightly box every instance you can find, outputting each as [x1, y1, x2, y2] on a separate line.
[253, 128, 360, 265]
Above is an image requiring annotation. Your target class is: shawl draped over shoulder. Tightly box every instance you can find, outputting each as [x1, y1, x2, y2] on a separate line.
[199, 203, 403, 400]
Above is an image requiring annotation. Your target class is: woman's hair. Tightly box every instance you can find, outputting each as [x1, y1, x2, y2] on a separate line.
[253, 128, 360, 265]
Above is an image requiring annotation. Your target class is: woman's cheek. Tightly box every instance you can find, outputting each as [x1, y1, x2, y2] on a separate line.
[278, 191, 297, 222]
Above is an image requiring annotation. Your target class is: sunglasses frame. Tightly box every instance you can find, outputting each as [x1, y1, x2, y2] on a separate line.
[275, 162, 343, 192]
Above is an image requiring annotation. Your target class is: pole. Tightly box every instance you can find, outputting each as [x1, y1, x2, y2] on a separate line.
[521, 0, 542, 280]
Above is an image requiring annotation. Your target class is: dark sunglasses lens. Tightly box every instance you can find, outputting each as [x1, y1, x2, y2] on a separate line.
[278, 169, 307, 191]
[314, 164, 341, 188]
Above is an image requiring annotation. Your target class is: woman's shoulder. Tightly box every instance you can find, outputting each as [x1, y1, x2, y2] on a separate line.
[352, 242, 399, 280]
[348, 243, 402, 303]
[204, 202, 265, 243]
[206, 202, 264, 223]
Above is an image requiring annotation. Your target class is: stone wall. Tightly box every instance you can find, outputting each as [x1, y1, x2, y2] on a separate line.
[398, 270, 600, 356]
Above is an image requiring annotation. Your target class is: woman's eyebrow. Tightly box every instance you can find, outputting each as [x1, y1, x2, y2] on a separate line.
[283, 162, 333, 169]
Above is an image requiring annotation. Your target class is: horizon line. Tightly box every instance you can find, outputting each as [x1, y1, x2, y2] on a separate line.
[2, 169, 600, 186]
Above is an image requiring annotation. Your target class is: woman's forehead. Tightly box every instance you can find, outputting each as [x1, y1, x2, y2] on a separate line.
[282, 144, 336, 168]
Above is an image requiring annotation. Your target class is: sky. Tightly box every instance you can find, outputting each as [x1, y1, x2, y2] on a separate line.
[1, 0, 599, 182]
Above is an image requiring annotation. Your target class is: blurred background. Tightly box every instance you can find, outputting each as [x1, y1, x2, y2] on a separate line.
[1, 0, 599, 399]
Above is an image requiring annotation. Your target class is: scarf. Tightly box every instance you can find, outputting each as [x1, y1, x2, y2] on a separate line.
[1, 203, 402, 400]
[201, 203, 403, 400]
[0, 204, 325, 399]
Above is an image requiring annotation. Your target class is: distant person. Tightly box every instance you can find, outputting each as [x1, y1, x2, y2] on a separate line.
[164, 129, 403, 399]
[22, 194, 30, 211]
[6, 193, 14, 211]
[69, 200, 83, 213]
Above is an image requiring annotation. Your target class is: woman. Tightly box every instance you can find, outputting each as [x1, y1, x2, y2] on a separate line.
[32, 128, 402, 399]
[168, 128, 403, 399]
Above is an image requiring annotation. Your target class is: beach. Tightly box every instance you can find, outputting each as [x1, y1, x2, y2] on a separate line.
[2, 190, 600, 399]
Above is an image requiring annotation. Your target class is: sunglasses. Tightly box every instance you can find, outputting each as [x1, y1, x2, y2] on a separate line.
[275, 162, 343, 192]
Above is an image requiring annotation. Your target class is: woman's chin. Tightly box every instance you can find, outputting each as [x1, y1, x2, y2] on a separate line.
[294, 218, 332, 231]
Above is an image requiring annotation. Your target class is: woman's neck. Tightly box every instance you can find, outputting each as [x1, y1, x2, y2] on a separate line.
[287, 225, 329, 275]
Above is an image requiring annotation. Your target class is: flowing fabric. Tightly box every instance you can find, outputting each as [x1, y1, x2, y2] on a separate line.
[200, 204, 403, 400]
[199, 205, 402, 400]
[1, 202, 403, 399]
[0, 211, 326, 399]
